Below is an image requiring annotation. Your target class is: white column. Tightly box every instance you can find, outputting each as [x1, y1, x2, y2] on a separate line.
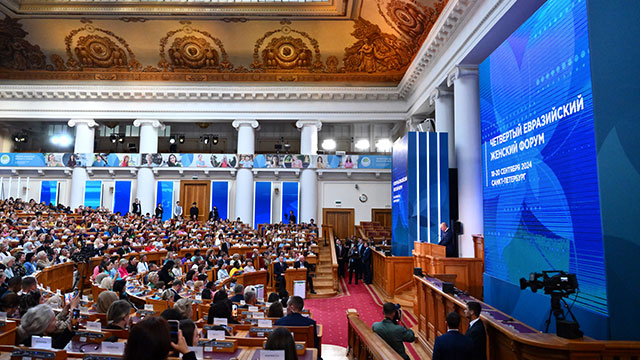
[296, 120, 322, 224]
[430, 86, 456, 168]
[232, 120, 259, 226]
[68, 119, 97, 210]
[448, 65, 483, 257]
[133, 119, 164, 215]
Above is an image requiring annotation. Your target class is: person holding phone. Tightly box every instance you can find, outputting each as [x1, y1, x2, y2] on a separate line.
[123, 316, 197, 360]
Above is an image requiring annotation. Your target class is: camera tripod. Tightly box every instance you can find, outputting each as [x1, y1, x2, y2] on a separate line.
[544, 292, 579, 333]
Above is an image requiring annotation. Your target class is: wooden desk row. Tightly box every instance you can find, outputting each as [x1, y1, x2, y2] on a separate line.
[413, 275, 640, 359]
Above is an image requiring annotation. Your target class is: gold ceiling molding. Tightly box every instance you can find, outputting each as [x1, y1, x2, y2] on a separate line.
[50, 24, 141, 71]
[377, 0, 448, 47]
[251, 26, 324, 72]
[0, 17, 48, 71]
[158, 25, 233, 72]
[343, 17, 413, 73]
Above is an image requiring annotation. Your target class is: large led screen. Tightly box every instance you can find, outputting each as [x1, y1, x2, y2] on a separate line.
[480, 0, 607, 314]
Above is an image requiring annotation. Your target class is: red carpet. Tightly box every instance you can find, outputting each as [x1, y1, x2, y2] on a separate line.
[305, 278, 421, 359]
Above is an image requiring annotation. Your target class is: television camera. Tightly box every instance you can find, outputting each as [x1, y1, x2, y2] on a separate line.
[520, 270, 583, 339]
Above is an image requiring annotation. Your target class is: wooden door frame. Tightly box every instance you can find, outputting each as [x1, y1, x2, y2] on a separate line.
[179, 180, 211, 222]
[322, 208, 355, 239]
[371, 208, 392, 227]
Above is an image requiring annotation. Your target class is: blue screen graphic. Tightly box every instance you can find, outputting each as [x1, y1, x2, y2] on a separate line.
[281, 182, 299, 223]
[211, 181, 229, 221]
[40, 181, 58, 206]
[84, 181, 102, 209]
[113, 181, 132, 215]
[392, 136, 409, 256]
[156, 181, 174, 222]
[480, 0, 607, 314]
[254, 182, 272, 227]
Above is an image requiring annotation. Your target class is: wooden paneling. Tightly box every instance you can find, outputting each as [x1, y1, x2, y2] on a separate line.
[371, 249, 414, 299]
[347, 309, 404, 360]
[371, 208, 392, 229]
[414, 275, 640, 359]
[180, 180, 211, 222]
[322, 208, 354, 239]
[413, 242, 483, 299]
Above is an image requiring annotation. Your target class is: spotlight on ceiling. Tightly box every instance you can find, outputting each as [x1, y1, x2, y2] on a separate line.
[201, 135, 210, 145]
[14, 133, 28, 143]
[355, 139, 370, 151]
[118, 134, 125, 144]
[375, 138, 393, 153]
[321, 139, 336, 151]
[50, 134, 71, 147]
[169, 135, 176, 144]
[178, 135, 185, 144]
[110, 134, 118, 143]
[212, 136, 219, 145]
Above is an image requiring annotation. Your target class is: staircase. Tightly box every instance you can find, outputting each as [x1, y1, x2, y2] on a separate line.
[308, 244, 338, 298]
[393, 286, 415, 309]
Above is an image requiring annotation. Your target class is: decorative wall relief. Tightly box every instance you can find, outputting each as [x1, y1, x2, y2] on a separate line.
[343, 17, 413, 73]
[251, 26, 323, 72]
[59, 25, 140, 71]
[0, 17, 49, 71]
[158, 25, 232, 71]
[377, 0, 448, 47]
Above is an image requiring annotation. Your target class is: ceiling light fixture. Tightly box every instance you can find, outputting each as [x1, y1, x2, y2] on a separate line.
[355, 139, 370, 151]
[321, 139, 336, 151]
[375, 138, 393, 152]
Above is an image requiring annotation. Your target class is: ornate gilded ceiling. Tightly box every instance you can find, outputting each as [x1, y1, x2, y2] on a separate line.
[0, 0, 449, 86]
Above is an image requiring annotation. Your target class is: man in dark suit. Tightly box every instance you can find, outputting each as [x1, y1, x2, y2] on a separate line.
[293, 255, 316, 294]
[168, 280, 183, 302]
[438, 222, 457, 257]
[335, 239, 347, 277]
[361, 241, 372, 284]
[229, 284, 244, 303]
[275, 296, 318, 348]
[273, 256, 288, 294]
[465, 301, 487, 360]
[432, 312, 473, 360]
[288, 210, 296, 224]
[155, 203, 163, 219]
[208, 206, 219, 222]
[131, 198, 142, 216]
[190, 202, 199, 221]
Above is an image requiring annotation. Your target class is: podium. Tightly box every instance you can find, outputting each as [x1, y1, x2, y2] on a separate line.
[285, 268, 307, 295]
[412, 241, 483, 299]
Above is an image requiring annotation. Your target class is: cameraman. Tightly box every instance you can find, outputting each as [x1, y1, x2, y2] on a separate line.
[372, 302, 415, 360]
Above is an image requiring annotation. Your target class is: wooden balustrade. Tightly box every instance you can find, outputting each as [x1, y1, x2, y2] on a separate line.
[35, 262, 75, 293]
[346, 309, 403, 360]
[414, 275, 640, 359]
[371, 249, 414, 299]
[322, 224, 339, 294]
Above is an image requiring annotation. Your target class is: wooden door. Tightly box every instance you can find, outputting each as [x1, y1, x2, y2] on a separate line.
[371, 208, 392, 229]
[180, 180, 210, 222]
[322, 208, 354, 240]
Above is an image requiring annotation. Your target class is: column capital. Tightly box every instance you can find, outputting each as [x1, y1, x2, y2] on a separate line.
[133, 119, 165, 129]
[447, 65, 479, 87]
[67, 119, 98, 128]
[295, 120, 322, 131]
[232, 119, 259, 130]
[428, 86, 453, 105]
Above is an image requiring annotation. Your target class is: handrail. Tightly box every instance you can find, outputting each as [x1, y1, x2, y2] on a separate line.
[346, 309, 403, 360]
[325, 224, 339, 293]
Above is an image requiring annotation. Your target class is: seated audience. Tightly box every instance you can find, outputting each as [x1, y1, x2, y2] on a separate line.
[16, 304, 75, 349]
[275, 296, 318, 348]
[123, 316, 196, 360]
[265, 327, 299, 360]
[174, 298, 193, 320]
[96, 291, 119, 313]
[179, 319, 199, 346]
[267, 301, 284, 318]
[229, 284, 244, 303]
[106, 300, 132, 330]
